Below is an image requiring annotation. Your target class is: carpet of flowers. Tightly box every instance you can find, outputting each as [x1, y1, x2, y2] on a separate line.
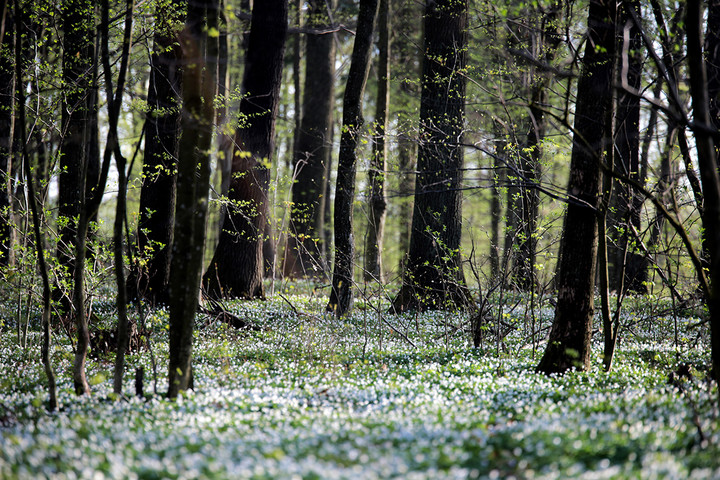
[0, 292, 718, 479]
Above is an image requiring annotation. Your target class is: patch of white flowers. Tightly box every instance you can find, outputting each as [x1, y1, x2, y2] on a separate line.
[0, 293, 718, 479]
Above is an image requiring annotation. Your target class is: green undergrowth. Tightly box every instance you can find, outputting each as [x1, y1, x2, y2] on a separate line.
[0, 291, 718, 479]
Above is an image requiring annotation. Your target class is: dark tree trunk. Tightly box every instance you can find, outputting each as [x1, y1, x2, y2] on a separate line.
[203, 0, 287, 300]
[708, 0, 720, 136]
[284, 0, 336, 279]
[133, 0, 185, 305]
[686, 0, 720, 391]
[326, 0, 379, 316]
[59, 0, 97, 396]
[490, 136, 504, 281]
[167, 0, 216, 398]
[0, 6, 13, 269]
[536, 0, 616, 375]
[608, 0, 644, 294]
[363, 0, 389, 283]
[391, 0, 470, 313]
[101, 0, 134, 396]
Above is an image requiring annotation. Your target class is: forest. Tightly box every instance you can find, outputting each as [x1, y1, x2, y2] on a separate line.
[1, 0, 720, 477]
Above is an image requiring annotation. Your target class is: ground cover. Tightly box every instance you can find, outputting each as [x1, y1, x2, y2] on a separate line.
[0, 292, 718, 479]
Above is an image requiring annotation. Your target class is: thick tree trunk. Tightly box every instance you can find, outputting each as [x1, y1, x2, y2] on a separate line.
[133, 0, 184, 305]
[284, 0, 336, 279]
[167, 0, 216, 398]
[391, 0, 471, 313]
[363, 0, 389, 283]
[203, 0, 287, 299]
[326, 0, 379, 317]
[59, 0, 97, 396]
[536, 0, 616, 375]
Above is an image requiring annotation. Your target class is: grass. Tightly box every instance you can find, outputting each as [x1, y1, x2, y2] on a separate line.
[0, 290, 718, 479]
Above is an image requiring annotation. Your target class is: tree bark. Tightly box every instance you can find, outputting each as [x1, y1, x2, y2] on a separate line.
[0, 5, 13, 269]
[203, 0, 287, 300]
[59, 0, 97, 395]
[363, 0, 389, 283]
[391, 0, 471, 313]
[536, 0, 616, 375]
[284, 0, 336, 279]
[133, 0, 185, 305]
[326, 0, 378, 316]
[14, 0, 57, 411]
[686, 0, 720, 391]
[608, 0, 644, 294]
[167, 0, 216, 398]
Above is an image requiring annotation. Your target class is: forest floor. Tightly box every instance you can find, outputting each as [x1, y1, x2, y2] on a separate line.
[0, 287, 718, 479]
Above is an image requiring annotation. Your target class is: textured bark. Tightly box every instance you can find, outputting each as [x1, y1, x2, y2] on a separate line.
[284, 0, 335, 279]
[326, 0, 379, 316]
[536, 0, 616, 375]
[363, 0, 389, 283]
[0, 6, 13, 269]
[707, 0, 720, 136]
[203, 0, 287, 299]
[608, 0, 644, 294]
[167, 0, 216, 398]
[134, 0, 185, 305]
[391, 0, 471, 313]
[59, 0, 97, 396]
[686, 0, 720, 390]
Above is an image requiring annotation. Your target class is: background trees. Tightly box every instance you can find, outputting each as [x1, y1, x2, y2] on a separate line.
[202, 0, 288, 300]
[391, 0, 470, 312]
[1, 0, 719, 405]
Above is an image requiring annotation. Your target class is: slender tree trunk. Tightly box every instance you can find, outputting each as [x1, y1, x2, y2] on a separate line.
[0, 4, 13, 269]
[536, 0, 616, 375]
[686, 0, 720, 391]
[167, 0, 216, 398]
[391, 0, 470, 313]
[393, 0, 420, 274]
[363, 0, 389, 283]
[101, 0, 134, 396]
[608, 0, 643, 294]
[14, 0, 57, 411]
[326, 0, 379, 316]
[203, 0, 288, 300]
[512, 1, 562, 291]
[284, 0, 336, 279]
[133, 0, 185, 305]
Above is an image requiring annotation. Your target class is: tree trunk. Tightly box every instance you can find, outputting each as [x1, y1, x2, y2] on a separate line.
[0, 5, 13, 269]
[326, 0, 379, 316]
[133, 0, 185, 305]
[284, 0, 336, 279]
[608, 0, 644, 294]
[167, 0, 216, 398]
[59, 0, 97, 396]
[363, 0, 389, 283]
[14, 0, 57, 411]
[203, 0, 287, 299]
[686, 0, 720, 392]
[536, 0, 616, 375]
[511, 1, 562, 292]
[391, 0, 470, 313]
[101, 0, 134, 396]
